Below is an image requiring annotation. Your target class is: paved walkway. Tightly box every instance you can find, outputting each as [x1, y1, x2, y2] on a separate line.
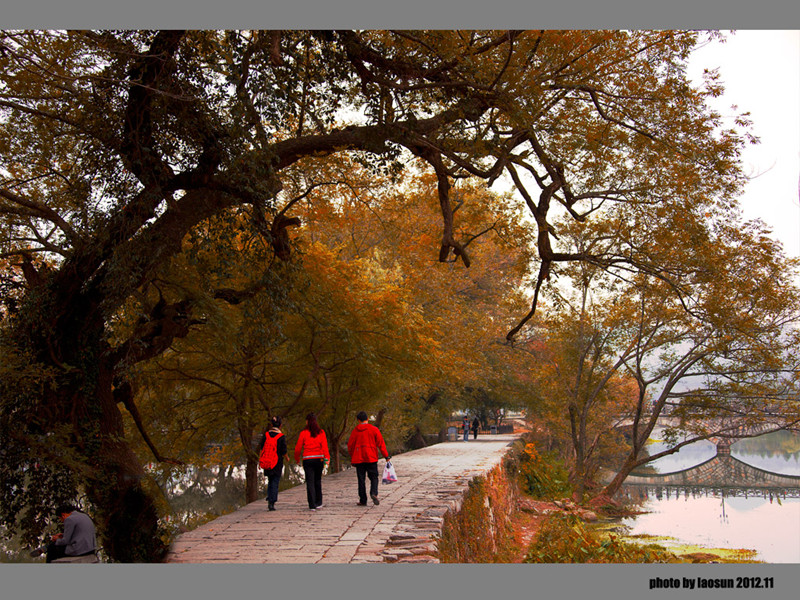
[165, 434, 518, 563]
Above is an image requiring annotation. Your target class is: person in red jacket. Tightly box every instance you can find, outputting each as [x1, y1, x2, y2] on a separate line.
[294, 412, 330, 510]
[257, 416, 288, 511]
[347, 411, 390, 506]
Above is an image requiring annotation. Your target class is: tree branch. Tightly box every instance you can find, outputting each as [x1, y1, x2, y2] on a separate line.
[115, 379, 184, 465]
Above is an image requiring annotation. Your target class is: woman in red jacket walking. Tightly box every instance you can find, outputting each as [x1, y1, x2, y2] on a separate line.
[294, 412, 330, 510]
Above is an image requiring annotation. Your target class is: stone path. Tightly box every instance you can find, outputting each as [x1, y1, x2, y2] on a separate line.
[165, 434, 518, 563]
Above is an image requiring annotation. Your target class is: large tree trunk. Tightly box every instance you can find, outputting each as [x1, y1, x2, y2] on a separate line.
[405, 426, 428, 450]
[244, 456, 259, 503]
[571, 461, 587, 503]
[567, 403, 590, 502]
[76, 359, 169, 562]
[438, 427, 448, 443]
[18, 290, 171, 562]
[593, 455, 641, 504]
[239, 419, 259, 504]
[330, 433, 343, 473]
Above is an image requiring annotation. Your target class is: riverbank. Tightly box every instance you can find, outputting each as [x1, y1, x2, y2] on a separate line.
[512, 494, 766, 563]
[503, 496, 762, 564]
[435, 436, 764, 564]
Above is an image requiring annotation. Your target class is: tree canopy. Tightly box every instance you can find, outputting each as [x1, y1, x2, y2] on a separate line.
[0, 30, 768, 561]
[521, 214, 800, 501]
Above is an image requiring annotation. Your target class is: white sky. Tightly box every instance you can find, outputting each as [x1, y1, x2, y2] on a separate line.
[687, 30, 800, 258]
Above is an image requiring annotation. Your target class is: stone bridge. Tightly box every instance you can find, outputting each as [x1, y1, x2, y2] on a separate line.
[617, 416, 790, 442]
[621, 443, 800, 499]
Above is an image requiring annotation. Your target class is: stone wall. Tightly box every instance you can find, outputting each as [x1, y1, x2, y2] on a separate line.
[435, 442, 523, 563]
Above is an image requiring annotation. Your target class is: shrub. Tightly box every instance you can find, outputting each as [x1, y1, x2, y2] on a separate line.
[518, 443, 572, 500]
[524, 513, 676, 563]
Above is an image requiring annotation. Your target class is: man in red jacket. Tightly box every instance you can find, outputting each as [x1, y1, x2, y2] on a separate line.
[347, 411, 391, 506]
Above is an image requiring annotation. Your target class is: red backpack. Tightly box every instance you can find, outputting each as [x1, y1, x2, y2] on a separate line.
[259, 431, 283, 470]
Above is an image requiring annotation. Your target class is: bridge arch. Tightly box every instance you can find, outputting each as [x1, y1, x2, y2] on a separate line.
[619, 444, 800, 498]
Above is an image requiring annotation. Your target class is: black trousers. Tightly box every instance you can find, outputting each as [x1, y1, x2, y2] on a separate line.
[354, 462, 379, 504]
[264, 464, 283, 504]
[302, 458, 324, 508]
[45, 543, 69, 563]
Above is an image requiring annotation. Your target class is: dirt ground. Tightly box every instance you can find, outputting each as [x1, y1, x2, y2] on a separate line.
[507, 499, 559, 562]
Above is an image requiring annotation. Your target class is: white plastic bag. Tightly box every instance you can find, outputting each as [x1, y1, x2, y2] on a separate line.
[382, 460, 397, 484]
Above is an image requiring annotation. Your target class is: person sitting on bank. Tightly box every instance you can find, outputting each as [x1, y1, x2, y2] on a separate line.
[45, 504, 97, 563]
[347, 411, 390, 506]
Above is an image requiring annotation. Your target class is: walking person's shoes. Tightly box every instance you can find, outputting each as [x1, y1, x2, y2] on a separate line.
[315, 503, 324, 509]
[268, 502, 276, 511]
[370, 493, 380, 505]
[357, 501, 368, 506]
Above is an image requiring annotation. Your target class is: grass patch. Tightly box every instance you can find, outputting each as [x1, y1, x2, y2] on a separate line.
[524, 513, 679, 563]
[588, 527, 762, 563]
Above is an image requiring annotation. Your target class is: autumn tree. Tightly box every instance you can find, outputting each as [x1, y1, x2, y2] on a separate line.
[297, 171, 535, 443]
[523, 278, 640, 500]
[127, 160, 530, 514]
[0, 30, 754, 560]
[595, 218, 800, 501]
[523, 216, 800, 503]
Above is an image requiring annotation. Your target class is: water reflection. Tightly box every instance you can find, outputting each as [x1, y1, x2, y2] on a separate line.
[618, 491, 800, 563]
[635, 429, 800, 477]
[732, 431, 800, 475]
[619, 430, 800, 562]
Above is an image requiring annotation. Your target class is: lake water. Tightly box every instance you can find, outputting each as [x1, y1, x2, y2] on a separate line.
[616, 430, 800, 563]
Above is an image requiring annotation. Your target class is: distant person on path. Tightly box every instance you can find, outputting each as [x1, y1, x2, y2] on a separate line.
[294, 412, 330, 511]
[472, 416, 480, 440]
[44, 505, 97, 563]
[462, 416, 470, 441]
[258, 416, 287, 511]
[347, 411, 391, 506]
